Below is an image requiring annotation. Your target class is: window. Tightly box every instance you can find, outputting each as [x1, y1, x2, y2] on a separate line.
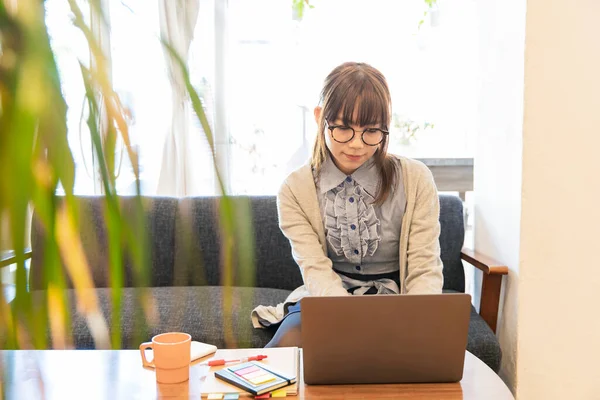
[47, 0, 477, 196]
[45, 0, 93, 195]
[226, 0, 478, 194]
[187, 0, 218, 195]
[108, 0, 172, 195]
[227, 0, 305, 195]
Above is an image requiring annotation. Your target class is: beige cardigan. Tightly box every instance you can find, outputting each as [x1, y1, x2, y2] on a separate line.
[251, 156, 443, 328]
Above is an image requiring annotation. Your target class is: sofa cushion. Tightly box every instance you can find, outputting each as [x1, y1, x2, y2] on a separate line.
[44, 286, 289, 350]
[466, 305, 502, 372]
[250, 197, 304, 291]
[439, 195, 466, 293]
[30, 196, 179, 290]
[175, 197, 303, 290]
[444, 289, 501, 372]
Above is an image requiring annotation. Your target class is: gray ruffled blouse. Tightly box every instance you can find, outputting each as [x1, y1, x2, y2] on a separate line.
[314, 155, 406, 294]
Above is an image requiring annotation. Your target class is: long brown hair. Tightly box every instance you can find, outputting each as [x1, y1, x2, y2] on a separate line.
[311, 62, 397, 204]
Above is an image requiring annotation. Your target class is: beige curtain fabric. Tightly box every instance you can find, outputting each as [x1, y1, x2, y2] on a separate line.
[156, 0, 200, 196]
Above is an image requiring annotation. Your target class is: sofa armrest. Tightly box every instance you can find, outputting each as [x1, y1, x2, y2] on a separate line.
[1, 250, 30, 305]
[461, 248, 508, 334]
[1, 249, 32, 268]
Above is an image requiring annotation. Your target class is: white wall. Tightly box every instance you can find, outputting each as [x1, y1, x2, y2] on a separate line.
[517, 0, 600, 398]
[474, 0, 526, 392]
[477, 0, 600, 396]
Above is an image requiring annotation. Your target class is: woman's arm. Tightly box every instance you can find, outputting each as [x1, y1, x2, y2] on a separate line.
[404, 165, 444, 294]
[277, 181, 349, 296]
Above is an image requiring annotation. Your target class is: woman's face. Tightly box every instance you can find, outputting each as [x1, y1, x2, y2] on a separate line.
[314, 106, 381, 175]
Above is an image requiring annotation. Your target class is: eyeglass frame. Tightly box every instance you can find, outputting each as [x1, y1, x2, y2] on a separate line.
[325, 120, 389, 146]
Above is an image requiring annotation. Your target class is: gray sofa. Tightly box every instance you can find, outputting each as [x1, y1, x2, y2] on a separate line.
[29, 195, 504, 372]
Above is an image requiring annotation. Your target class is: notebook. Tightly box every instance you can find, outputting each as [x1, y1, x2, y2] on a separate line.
[142, 341, 217, 369]
[198, 347, 299, 398]
[215, 361, 296, 396]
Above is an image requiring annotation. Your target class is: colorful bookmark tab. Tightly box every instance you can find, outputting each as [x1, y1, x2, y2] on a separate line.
[207, 394, 224, 400]
[271, 388, 287, 398]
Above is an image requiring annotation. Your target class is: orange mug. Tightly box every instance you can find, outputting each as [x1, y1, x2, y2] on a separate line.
[139, 332, 192, 383]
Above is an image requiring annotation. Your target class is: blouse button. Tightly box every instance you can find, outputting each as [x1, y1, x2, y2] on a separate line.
[350, 224, 356, 230]
[346, 176, 352, 183]
[354, 249, 359, 255]
[355, 266, 361, 271]
[349, 197, 354, 203]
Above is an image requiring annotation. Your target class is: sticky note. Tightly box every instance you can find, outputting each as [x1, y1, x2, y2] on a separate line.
[271, 388, 287, 397]
[249, 374, 276, 385]
[243, 370, 267, 380]
[207, 394, 223, 399]
[255, 394, 270, 399]
[223, 394, 239, 400]
[233, 366, 259, 376]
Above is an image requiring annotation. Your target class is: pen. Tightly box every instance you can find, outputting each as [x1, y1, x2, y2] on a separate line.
[200, 355, 268, 366]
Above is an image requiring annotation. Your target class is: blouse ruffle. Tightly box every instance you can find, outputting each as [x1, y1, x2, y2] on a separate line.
[324, 181, 381, 260]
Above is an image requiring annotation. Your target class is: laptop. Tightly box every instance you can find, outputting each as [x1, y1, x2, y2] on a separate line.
[301, 293, 471, 384]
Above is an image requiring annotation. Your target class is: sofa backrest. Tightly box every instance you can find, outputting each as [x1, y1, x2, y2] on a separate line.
[30, 196, 179, 290]
[174, 196, 302, 291]
[30, 194, 466, 292]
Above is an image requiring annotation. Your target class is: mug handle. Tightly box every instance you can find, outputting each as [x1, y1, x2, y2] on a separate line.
[139, 342, 154, 368]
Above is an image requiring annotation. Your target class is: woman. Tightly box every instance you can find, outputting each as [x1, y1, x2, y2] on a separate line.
[251, 62, 443, 347]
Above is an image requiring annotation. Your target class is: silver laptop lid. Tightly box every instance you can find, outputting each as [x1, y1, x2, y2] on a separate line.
[301, 293, 471, 384]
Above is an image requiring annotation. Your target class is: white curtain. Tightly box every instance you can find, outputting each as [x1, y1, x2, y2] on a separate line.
[156, 0, 200, 196]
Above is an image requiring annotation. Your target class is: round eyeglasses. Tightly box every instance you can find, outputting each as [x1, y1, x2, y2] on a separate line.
[326, 121, 389, 146]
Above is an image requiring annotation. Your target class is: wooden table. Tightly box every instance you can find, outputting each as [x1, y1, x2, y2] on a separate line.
[0, 349, 513, 399]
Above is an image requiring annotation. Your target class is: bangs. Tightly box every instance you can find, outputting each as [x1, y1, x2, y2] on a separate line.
[313, 62, 396, 204]
[323, 74, 390, 129]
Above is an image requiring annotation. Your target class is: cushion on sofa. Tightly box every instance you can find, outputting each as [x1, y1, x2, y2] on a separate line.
[175, 197, 303, 290]
[466, 306, 502, 372]
[438, 195, 466, 293]
[444, 289, 501, 372]
[34, 286, 290, 350]
[30, 197, 180, 290]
